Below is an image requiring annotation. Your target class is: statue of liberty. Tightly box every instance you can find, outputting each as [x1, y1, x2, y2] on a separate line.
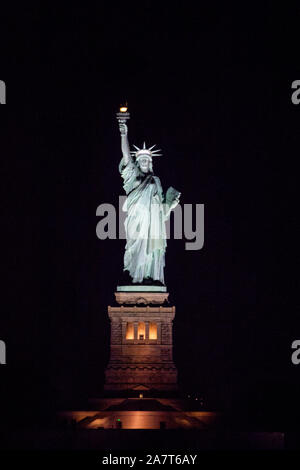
[118, 118, 181, 285]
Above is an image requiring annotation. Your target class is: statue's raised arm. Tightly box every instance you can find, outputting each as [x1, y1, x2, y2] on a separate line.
[118, 122, 131, 165]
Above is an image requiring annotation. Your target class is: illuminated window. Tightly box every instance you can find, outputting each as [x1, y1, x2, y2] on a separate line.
[126, 322, 134, 340]
[138, 322, 145, 340]
[149, 322, 157, 340]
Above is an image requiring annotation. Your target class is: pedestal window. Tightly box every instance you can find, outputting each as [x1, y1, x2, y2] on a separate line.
[149, 322, 158, 340]
[138, 322, 145, 340]
[125, 322, 134, 340]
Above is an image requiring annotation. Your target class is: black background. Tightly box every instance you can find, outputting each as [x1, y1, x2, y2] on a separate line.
[0, 2, 299, 432]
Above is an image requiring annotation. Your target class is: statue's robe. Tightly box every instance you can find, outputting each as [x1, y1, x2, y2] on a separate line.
[119, 158, 167, 284]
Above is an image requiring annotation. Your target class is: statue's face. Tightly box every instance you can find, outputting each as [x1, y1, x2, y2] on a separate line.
[138, 157, 151, 173]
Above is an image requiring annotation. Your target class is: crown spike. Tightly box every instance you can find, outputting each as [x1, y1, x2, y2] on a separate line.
[133, 145, 140, 151]
[149, 144, 156, 150]
[143, 141, 146, 149]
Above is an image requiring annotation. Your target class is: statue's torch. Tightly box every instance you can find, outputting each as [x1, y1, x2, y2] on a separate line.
[116, 104, 130, 124]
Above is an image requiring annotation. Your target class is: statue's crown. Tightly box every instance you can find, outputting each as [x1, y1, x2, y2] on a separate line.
[130, 142, 162, 161]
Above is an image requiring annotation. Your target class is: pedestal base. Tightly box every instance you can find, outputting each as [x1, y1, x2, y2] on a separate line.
[115, 288, 169, 305]
[104, 366, 178, 391]
[105, 294, 177, 392]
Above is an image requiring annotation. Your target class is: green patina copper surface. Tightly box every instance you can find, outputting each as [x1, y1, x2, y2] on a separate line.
[117, 118, 181, 285]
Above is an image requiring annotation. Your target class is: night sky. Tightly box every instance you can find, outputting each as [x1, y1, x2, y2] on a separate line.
[0, 3, 299, 429]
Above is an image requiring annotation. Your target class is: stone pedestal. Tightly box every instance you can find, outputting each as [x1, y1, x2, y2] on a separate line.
[105, 287, 177, 391]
